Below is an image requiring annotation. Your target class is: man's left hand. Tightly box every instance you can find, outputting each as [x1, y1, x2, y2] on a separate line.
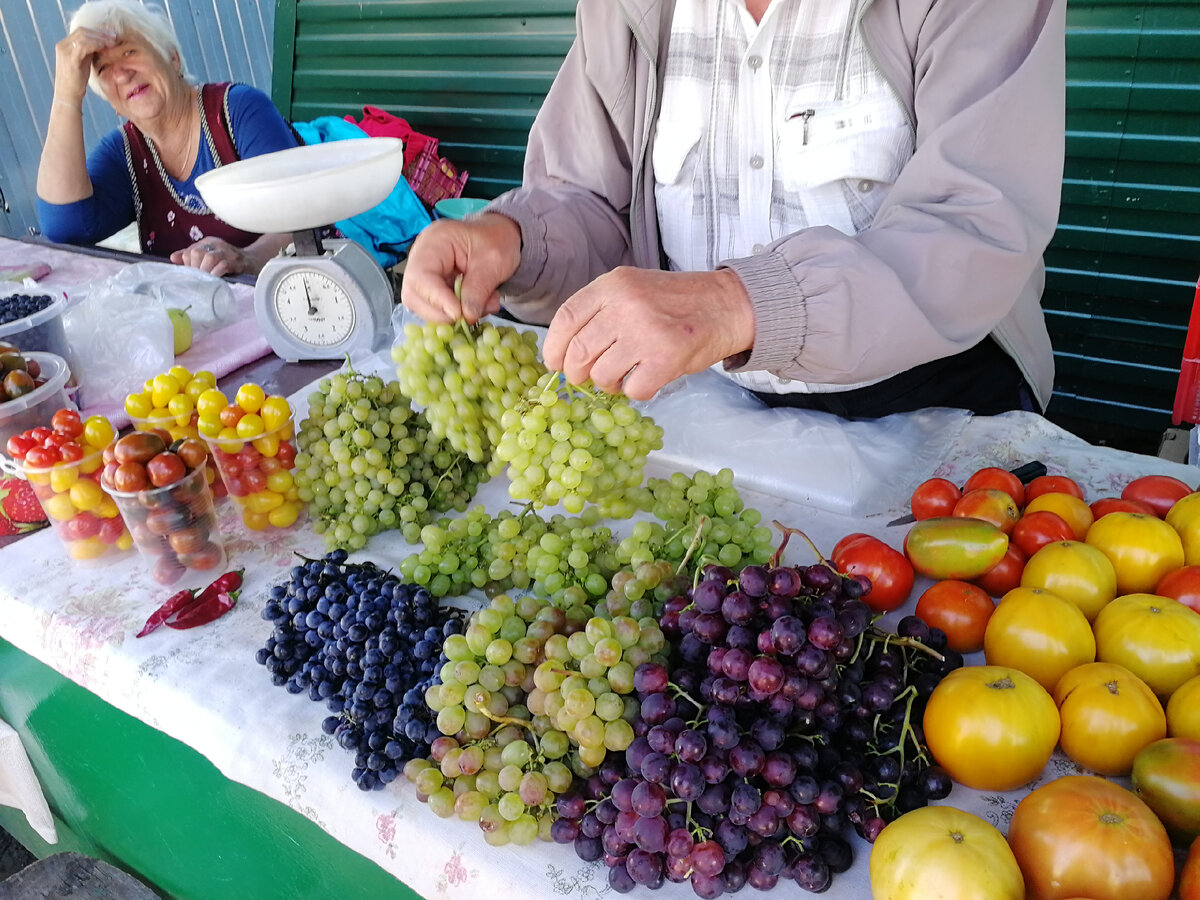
[542, 267, 756, 401]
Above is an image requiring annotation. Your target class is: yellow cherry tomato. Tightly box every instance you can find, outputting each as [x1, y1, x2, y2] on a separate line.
[81, 415, 116, 450]
[196, 388, 229, 419]
[984, 586, 1096, 692]
[1084, 512, 1185, 595]
[1167, 674, 1200, 739]
[49, 466, 79, 493]
[252, 434, 279, 457]
[124, 392, 153, 419]
[43, 493, 77, 521]
[235, 413, 265, 439]
[94, 495, 119, 519]
[1020, 539, 1117, 621]
[191, 370, 216, 388]
[1053, 661, 1166, 776]
[1025, 492, 1095, 540]
[241, 509, 271, 531]
[151, 373, 181, 408]
[268, 501, 302, 529]
[68, 479, 104, 512]
[215, 428, 244, 454]
[167, 364, 192, 385]
[243, 491, 283, 514]
[197, 416, 224, 439]
[67, 537, 109, 560]
[116, 531, 134, 551]
[265, 470, 294, 493]
[79, 453, 103, 475]
[259, 396, 291, 432]
[1093, 593, 1200, 697]
[235, 382, 266, 414]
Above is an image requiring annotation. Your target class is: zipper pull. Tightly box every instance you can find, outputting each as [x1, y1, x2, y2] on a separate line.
[788, 109, 816, 145]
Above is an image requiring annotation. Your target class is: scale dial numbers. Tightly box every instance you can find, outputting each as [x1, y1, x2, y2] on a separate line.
[272, 270, 356, 347]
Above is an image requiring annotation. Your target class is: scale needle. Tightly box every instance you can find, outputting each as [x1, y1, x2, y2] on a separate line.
[302, 277, 317, 315]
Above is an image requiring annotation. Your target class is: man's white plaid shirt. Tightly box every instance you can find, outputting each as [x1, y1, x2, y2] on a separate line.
[653, 0, 916, 394]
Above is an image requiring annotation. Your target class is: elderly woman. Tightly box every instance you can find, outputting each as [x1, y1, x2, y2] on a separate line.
[36, 0, 296, 276]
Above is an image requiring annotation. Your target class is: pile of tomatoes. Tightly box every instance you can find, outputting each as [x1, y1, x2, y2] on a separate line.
[848, 464, 1200, 900]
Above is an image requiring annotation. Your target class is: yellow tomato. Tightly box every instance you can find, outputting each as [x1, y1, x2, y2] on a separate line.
[67, 479, 104, 513]
[259, 395, 291, 432]
[923, 665, 1060, 791]
[1093, 593, 1200, 697]
[196, 388, 229, 419]
[1084, 512, 1185, 595]
[235, 413, 265, 439]
[167, 364, 192, 385]
[49, 465, 79, 493]
[1168, 492, 1200, 533]
[268, 501, 302, 529]
[66, 537, 109, 560]
[1053, 661, 1166, 776]
[870, 806, 1025, 900]
[1025, 492, 1094, 540]
[1168, 675, 1200, 739]
[81, 415, 115, 450]
[150, 373, 181, 408]
[984, 586, 1096, 691]
[1181, 518, 1200, 567]
[235, 382, 266, 414]
[124, 391, 153, 419]
[1021, 539, 1117, 621]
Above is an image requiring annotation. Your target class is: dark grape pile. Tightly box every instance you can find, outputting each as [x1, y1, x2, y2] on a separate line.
[256, 550, 464, 790]
[0, 293, 53, 325]
[551, 561, 959, 895]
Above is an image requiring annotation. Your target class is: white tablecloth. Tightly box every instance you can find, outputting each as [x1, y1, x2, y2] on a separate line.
[0, 348, 1193, 899]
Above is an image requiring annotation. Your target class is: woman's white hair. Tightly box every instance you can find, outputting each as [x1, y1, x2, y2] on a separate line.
[68, 0, 190, 94]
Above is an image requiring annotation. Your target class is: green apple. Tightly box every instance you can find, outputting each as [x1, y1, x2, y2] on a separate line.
[167, 307, 193, 355]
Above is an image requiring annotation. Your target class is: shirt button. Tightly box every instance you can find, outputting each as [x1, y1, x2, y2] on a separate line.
[750, 155, 764, 169]
[858, 180, 874, 192]
[747, 55, 762, 70]
[752, 243, 764, 253]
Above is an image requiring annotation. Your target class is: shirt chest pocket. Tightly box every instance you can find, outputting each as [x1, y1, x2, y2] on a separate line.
[652, 91, 705, 187]
[777, 98, 913, 192]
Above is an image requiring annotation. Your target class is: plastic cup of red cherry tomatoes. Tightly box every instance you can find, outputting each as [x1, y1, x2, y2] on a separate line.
[11, 409, 133, 566]
[100, 430, 226, 585]
[198, 383, 303, 532]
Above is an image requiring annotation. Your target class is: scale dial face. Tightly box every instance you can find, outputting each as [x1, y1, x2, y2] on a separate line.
[272, 269, 356, 347]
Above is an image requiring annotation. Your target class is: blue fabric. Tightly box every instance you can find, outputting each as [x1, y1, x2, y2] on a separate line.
[291, 117, 432, 268]
[38, 84, 297, 246]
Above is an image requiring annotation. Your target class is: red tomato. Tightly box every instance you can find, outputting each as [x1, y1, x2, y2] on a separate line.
[964, 467, 1026, 508]
[23, 445, 61, 469]
[910, 477, 961, 521]
[915, 580, 996, 653]
[5, 433, 35, 460]
[1025, 474, 1085, 503]
[1092, 496, 1156, 519]
[1123, 474, 1194, 518]
[1007, 775, 1175, 900]
[1012, 510, 1076, 558]
[953, 489, 1020, 534]
[1156, 565, 1200, 616]
[50, 408, 83, 438]
[972, 543, 1026, 598]
[1181, 836, 1200, 900]
[832, 534, 915, 613]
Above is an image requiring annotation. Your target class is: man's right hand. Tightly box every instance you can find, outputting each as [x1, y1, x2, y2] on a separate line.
[400, 213, 522, 324]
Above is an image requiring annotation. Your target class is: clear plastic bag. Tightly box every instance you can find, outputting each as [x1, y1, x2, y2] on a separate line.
[642, 369, 971, 517]
[102, 262, 237, 331]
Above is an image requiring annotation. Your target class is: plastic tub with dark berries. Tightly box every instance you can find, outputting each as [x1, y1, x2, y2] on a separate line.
[0, 289, 73, 364]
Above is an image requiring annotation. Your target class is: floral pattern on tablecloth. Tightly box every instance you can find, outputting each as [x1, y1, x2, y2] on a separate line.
[1, 395, 1196, 900]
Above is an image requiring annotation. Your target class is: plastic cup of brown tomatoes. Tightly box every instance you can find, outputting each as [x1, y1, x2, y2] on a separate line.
[100, 429, 226, 585]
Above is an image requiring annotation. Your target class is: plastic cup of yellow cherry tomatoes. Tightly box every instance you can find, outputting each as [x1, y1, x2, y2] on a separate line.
[126, 368, 227, 499]
[200, 384, 304, 531]
[19, 411, 133, 566]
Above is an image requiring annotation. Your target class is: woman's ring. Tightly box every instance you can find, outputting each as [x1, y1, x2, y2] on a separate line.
[203, 242, 217, 252]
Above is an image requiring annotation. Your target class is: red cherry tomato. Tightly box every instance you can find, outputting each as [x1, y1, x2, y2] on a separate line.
[963, 467, 1026, 509]
[5, 434, 36, 460]
[24, 445, 61, 469]
[50, 408, 83, 438]
[58, 442, 85, 464]
[1011, 510, 1076, 558]
[1155, 565, 1200, 616]
[832, 534, 915, 613]
[972, 543, 1027, 598]
[915, 580, 996, 653]
[1091, 496, 1156, 519]
[1025, 474, 1085, 504]
[1122, 474, 1193, 518]
[910, 477, 962, 521]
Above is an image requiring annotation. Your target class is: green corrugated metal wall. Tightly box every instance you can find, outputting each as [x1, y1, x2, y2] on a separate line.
[273, 0, 1200, 443]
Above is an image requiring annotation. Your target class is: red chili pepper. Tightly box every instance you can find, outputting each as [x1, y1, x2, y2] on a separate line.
[136, 569, 244, 637]
[136, 588, 196, 638]
[165, 588, 240, 630]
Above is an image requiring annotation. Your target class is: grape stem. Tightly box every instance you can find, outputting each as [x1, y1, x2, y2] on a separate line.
[674, 516, 709, 577]
[684, 801, 713, 843]
[770, 521, 832, 568]
[667, 681, 704, 712]
[867, 629, 945, 663]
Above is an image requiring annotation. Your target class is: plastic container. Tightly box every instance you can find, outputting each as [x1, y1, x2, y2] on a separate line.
[0, 351, 75, 453]
[204, 414, 305, 532]
[433, 197, 488, 220]
[103, 462, 226, 585]
[23, 448, 133, 566]
[0, 290, 72, 362]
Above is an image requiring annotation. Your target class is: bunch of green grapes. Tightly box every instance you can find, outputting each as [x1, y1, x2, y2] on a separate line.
[292, 369, 487, 551]
[495, 372, 664, 517]
[397, 507, 624, 607]
[616, 468, 776, 576]
[392, 320, 546, 468]
[596, 559, 688, 621]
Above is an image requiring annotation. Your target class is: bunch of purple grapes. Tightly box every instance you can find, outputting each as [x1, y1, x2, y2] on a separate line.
[551, 560, 960, 895]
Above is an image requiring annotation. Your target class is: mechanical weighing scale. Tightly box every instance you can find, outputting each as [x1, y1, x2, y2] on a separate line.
[195, 137, 405, 362]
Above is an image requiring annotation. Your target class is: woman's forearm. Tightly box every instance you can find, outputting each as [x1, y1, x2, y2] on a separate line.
[37, 96, 95, 203]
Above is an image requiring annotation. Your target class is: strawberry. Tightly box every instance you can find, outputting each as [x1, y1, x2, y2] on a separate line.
[0, 476, 47, 536]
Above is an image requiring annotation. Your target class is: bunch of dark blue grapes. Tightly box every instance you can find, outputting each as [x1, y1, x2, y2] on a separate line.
[256, 549, 463, 791]
[0, 293, 52, 325]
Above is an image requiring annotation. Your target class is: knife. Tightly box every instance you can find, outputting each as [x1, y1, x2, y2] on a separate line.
[886, 460, 1048, 527]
